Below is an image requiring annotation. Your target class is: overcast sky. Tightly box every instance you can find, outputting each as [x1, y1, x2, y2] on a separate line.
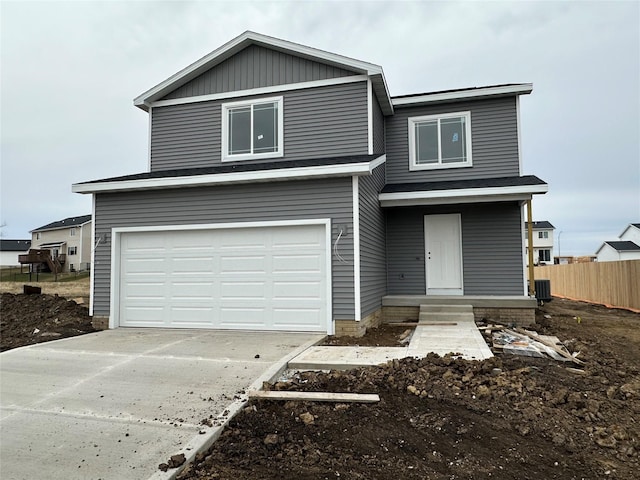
[1, 0, 639, 256]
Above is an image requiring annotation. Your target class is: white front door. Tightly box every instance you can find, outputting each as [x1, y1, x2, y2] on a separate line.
[424, 214, 463, 295]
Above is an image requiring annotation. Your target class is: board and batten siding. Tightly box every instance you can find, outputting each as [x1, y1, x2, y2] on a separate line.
[386, 202, 524, 295]
[93, 178, 355, 321]
[372, 95, 385, 154]
[162, 44, 358, 100]
[358, 164, 387, 317]
[151, 82, 369, 171]
[385, 97, 520, 183]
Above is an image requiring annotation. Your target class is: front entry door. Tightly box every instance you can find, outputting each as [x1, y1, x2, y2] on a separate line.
[424, 214, 463, 295]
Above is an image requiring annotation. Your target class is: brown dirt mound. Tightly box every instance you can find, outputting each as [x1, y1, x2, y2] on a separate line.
[1, 292, 96, 351]
[178, 299, 640, 480]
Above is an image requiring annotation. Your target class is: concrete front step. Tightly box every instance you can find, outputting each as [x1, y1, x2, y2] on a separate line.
[418, 311, 476, 324]
[419, 304, 473, 314]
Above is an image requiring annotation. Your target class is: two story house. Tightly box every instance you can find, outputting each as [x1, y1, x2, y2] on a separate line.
[22, 215, 93, 273]
[73, 32, 547, 334]
[525, 221, 555, 266]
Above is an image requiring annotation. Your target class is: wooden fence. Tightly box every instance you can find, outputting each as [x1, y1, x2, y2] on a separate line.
[534, 260, 640, 311]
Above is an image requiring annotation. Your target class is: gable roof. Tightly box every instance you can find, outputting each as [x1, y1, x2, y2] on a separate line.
[600, 241, 640, 252]
[134, 31, 393, 115]
[619, 223, 640, 237]
[0, 239, 31, 252]
[32, 214, 92, 233]
[525, 221, 555, 230]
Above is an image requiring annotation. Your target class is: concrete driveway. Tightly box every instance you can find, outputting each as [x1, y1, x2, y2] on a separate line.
[0, 329, 322, 480]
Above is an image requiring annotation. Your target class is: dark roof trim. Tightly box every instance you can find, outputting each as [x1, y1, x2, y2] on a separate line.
[392, 83, 533, 107]
[604, 241, 640, 252]
[32, 215, 92, 233]
[525, 221, 555, 229]
[0, 239, 31, 251]
[381, 175, 546, 194]
[379, 175, 548, 207]
[73, 155, 386, 194]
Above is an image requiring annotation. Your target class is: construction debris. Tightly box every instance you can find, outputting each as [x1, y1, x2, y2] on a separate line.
[492, 328, 583, 365]
[248, 390, 380, 403]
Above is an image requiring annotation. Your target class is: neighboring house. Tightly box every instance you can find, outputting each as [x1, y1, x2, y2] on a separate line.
[27, 215, 92, 273]
[595, 223, 640, 262]
[619, 223, 640, 245]
[596, 241, 640, 262]
[524, 221, 554, 265]
[73, 31, 548, 334]
[0, 239, 31, 267]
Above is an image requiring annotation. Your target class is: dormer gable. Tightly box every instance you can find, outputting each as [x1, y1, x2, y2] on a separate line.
[134, 31, 393, 115]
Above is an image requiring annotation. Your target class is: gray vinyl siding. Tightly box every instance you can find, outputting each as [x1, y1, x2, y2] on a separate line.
[385, 97, 520, 183]
[162, 44, 358, 100]
[372, 94, 385, 154]
[386, 202, 524, 295]
[358, 164, 387, 317]
[93, 178, 355, 320]
[151, 82, 369, 171]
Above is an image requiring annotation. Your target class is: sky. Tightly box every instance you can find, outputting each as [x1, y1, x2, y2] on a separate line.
[1, 0, 639, 256]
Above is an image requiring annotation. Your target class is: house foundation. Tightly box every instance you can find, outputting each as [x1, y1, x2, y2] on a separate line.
[382, 295, 537, 327]
[334, 308, 383, 337]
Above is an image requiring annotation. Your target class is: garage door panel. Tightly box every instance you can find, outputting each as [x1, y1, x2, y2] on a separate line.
[119, 224, 328, 332]
[273, 281, 322, 300]
[273, 254, 321, 273]
[220, 255, 266, 273]
[169, 306, 215, 325]
[220, 281, 266, 300]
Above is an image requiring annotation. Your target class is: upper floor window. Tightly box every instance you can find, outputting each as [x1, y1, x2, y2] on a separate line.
[538, 231, 549, 239]
[408, 111, 472, 171]
[70, 228, 76, 237]
[36, 232, 41, 240]
[221, 96, 283, 162]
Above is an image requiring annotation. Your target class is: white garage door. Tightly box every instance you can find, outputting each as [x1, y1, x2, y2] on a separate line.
[117, 224, 329, 332]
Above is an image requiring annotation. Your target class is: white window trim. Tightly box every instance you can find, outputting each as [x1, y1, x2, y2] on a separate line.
[408, 111, 472, 171]
[221, 96, 284, 162]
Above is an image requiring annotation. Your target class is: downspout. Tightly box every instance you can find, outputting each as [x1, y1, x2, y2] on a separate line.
[526, 199, 535, 297]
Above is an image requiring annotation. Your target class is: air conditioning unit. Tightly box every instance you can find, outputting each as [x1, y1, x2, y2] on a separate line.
[534, 279, 552, 303]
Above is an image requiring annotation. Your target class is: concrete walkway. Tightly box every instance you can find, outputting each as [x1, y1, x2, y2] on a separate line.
[0, 329, 322, 480]
[289, 307, 492, 370]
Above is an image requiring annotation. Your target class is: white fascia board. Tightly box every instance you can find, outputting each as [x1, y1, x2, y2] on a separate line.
[152, 75, 368, 109]
[134, 31, 383, 110]
[72, 155, 387, 194]
[392, 84, 533, 107]
[379, 183, 548, 207]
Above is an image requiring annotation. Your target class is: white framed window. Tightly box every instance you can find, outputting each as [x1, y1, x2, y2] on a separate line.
[70, 228, 76, 237]
[538, 231, 549, 239]
[68, 246, 77, 255]
[408, 111, 472, 171]
[36, 232, 41, 240]
[221, 96, 284, 162]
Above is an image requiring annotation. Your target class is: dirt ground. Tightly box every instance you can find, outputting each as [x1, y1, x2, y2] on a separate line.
[323, 323, 416, 347]
[0, 292, 95, 351]
[178, 298, 640, 480]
